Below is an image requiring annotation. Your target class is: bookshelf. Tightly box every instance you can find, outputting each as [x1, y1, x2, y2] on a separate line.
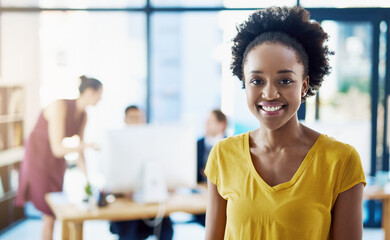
[0, 85, 25, 231]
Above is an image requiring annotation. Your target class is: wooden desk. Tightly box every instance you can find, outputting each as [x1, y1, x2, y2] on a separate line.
[364, 186, 390, 240]
[45, 188, 207, 240]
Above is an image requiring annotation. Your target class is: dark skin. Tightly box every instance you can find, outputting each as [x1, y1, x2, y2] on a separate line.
[205, 43, 364, 240]
[249, 125, 318, 187]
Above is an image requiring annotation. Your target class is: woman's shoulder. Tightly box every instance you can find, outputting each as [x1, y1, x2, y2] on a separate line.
[316, 134, 359, 167]
[221, 131, 248, 143]
[43, 99, 68, 120]
[318, 134, 355, 151]
[303, 125, 355, 153]
[47, 99, 68, 108]
[214, 132, 249, 150]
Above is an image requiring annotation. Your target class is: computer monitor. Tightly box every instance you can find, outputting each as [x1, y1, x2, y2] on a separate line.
[100, 125, 197, 194]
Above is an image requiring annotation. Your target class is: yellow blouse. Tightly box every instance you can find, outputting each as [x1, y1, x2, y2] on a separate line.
[205, 132, 366, 240]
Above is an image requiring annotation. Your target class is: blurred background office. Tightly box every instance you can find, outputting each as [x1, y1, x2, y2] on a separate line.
[1, 0, 390, 239]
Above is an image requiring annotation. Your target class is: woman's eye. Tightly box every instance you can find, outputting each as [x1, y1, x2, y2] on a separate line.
[250, 79, 262, 85]
[280, 79, 292, 84]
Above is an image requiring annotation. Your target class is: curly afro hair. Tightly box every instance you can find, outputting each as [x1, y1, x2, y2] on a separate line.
[231, 6, 333, 100]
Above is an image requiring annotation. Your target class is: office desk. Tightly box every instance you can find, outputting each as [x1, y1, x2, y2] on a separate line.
[364, 186, 390, 240]
[45, 188, 207, 240]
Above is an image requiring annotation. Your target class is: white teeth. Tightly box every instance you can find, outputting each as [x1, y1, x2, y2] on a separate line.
[262, 105, 282, 112]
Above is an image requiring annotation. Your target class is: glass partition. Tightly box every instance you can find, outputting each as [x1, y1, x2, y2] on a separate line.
[39, 11, 147, 133]
[150, 12, 223, 136]
[305, 21, 372, 174]
[151, 0, 222, 7]
[0, 0, 146, 8]
[301, 0, 390, 8]
[223, 0, 295, 8]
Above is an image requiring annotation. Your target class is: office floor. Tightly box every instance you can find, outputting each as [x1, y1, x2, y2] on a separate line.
[0, 219, 385, 240]
[0, 218, 205, 240]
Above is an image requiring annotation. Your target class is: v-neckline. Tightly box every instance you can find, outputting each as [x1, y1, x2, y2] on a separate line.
[244, 132, 323, 193]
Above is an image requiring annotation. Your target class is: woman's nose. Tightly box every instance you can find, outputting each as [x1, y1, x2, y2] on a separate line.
[261, 84, 280, 99]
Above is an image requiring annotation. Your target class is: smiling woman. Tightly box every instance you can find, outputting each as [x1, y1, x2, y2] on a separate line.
[204, 6, 366, 240]
[243, 42, 308, 130]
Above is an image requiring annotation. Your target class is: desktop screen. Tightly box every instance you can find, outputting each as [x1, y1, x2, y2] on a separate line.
[100, 125, 197, 193]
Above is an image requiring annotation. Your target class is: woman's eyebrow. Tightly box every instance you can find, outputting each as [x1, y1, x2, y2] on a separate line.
[249, 69, 296, 75]
[249, 70, 263, 74]
[277, 69, 296, 75]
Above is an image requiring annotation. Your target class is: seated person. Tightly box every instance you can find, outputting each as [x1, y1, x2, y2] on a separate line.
[195, 109, 227, 226]
[197, 109, 227, 183]
[124, 105, 146, 125]
[110, 219, 173, 240]
[110, 105, 173, 240]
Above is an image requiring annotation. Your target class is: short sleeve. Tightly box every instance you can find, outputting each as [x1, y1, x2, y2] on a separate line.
[339, 147, 367, 194]
[204, 143, 220, 187]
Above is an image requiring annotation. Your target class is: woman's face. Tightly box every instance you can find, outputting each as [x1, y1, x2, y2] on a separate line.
[125, 109, 146, 125]
[205, 112, 225, 137]
[243, 43, 309, 131]
[88, 86, 103, 106]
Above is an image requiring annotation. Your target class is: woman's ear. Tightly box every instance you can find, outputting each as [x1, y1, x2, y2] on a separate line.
[302, 75, 309, 97]
[83, 87, 94, 96]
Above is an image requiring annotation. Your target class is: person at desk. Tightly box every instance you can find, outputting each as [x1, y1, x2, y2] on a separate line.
[125, 105, 146, 125]
[197, 109, 227, 184]
[195, 109, 227, 227]
[15, 75, 102, 240]
[109, 105, 174, 240]
[205, 6, 366, 240]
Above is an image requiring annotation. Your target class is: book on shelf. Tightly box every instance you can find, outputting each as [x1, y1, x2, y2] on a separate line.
[0, 86, 24, 151]
[0, 123, 7, 151]
[7, 121, 23, 148]
[0, 176, 4, 199]
[0, 88, 7, 116]
[0, 86, 24, 116]
[7, 87, 24, 115]
[9, 167, 19, 192]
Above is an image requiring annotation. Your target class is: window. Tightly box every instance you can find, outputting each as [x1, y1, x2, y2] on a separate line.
[0, 0, 146, 8]
[223, 0, 295, 8]
[300, 0, 390, 8]
[150, 12, 223, 135]
[151, 0, 222, 7]
[39, 11, 147, 133]
[305, 21, 373, 173]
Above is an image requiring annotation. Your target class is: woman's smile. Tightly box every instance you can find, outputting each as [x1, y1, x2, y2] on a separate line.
[258, 102, 287, 116]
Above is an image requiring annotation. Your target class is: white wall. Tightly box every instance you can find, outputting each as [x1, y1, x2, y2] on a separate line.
[0, 13, 41, 138]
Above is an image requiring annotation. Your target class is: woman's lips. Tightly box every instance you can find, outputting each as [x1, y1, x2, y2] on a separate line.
[258, 103, 286, 115]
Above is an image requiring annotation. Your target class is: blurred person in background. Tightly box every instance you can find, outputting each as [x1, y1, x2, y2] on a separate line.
[125, 105, 146, 125]
[194, 109, 227, 227]
[197, 109, 227, 183]
[15, 75, 102, 240]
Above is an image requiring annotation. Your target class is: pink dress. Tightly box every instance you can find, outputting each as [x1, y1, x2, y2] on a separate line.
[15, 99, 85, 216]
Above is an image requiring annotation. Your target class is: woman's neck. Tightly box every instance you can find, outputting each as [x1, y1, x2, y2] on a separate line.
[75, 97, 88, 114]
[255, 117, 306, 151]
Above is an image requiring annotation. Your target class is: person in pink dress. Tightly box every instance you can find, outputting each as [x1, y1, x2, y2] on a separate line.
[15, 75, 103, 240]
